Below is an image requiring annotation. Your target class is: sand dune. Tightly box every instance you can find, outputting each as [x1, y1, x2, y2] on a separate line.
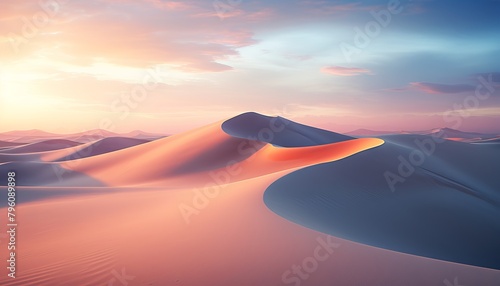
[0, 140, 26, 148]
[3, 174, 500, 286]
[346, 128, 397, 136]
[0, 152, 42, 164]
[0, 112, 499, 285]
[41, 137, 150, 162]
[264, 134, 500, 270]
[1, 139, 82, 154]
[0, 137, 149, 164]
[0, 129, 165, 144]
[348, 127, 500, 142]
[473, 136, 500, 144]
[54, 121, 382, 187]
[222, 112, 353, 147]
[421, 127, 497, 141]
[0, 129, 59, 142]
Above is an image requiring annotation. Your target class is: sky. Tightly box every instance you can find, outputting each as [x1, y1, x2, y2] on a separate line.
[1, 0, 499, 134]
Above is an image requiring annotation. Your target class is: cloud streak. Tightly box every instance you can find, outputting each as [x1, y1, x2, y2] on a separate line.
[321, 66, 372, 76]
[410, 82, 476, 94]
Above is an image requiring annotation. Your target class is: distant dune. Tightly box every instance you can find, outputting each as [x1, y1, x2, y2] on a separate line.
[0, 139, 82, 154]
[421, 127, 497, 141]
[0, 129, 166, 144]
[42, 137, 150, 162]
[0, 129, 61, 143]
[473, 136, 500, 144]
[345, 128, 396, 136]
[348, 127, 500, 142]
[0, 140, 26, 148]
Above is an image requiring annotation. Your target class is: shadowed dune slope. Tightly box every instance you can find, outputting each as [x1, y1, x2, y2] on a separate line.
[0, 138, 150, 164]
[264, 134, 500, 270]
[473, 137, 500, 144]
[1, 139, 82, 154]
[222, 112, 353, 147]
[0, 161, 105, 186]
[0, 140, 26, 148]
[41, 137, 150, 162]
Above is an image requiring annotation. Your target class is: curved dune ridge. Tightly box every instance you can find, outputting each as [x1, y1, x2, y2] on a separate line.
[0, 113, 382, 187]
[0, 138, 150, 186]
[51, 119, 382, 186]
[41, 137, 150, 162]
[0, 113, 370, 186]
[222, 112, 353, 147]
[264, 134, 500, 270]
[0, 140, 26, 148]
[0, 139, 82, 154]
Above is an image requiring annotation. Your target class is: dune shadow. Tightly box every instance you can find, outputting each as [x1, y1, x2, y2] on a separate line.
[264, 135, 500, 270]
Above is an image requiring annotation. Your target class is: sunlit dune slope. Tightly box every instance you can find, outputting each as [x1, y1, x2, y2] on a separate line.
[58, 118, 382, 186]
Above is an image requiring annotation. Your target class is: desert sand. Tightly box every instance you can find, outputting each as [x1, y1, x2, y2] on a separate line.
[0, 112, 499, 285]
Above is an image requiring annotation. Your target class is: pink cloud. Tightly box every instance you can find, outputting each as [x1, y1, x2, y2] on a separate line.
[192, 7, 272, 21]
[102, 0, 196, 10]
[212, 30, 258, 47]
[300, 1, 381, 15]
[0, 0, 259, 72]
[245, 8, 274, 21]
[193, 8, 245, 19]
[410, 82, 475, 94]
[286, 54, 313, 61]
[321, 66, 372, 76]
[179, 61, 233, 73]
[151, 1, 194, 10]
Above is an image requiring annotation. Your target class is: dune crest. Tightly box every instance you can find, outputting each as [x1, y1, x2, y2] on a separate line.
[222, 112, 353, 147]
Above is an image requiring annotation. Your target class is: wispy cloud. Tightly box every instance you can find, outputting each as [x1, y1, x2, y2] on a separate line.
[321, 66, 372, 76]
[299, 1, 380, 15]
[410, 82, 475, 94]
